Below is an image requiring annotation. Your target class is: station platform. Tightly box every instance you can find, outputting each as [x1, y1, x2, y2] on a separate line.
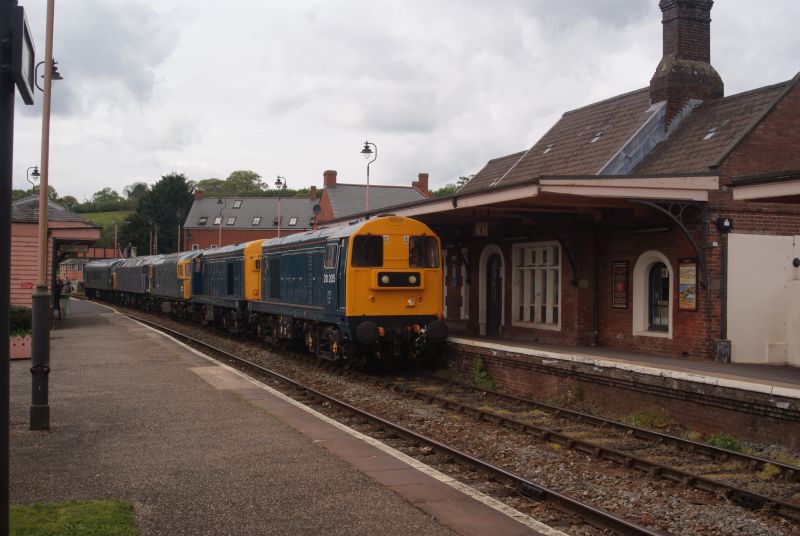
[9, 300, 555, 536]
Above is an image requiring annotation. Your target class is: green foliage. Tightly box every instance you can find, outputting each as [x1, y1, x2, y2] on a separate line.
[12, 189, 29, 201]
[707, 433, 743, 452]
[10, 500, 138, 536]
[91, 187, 123, 204]
[81, 211, 132, 248]
[432, 175, 473, 198]
[625, 407, 674, 429]
[222, 170, 265, 195]
[10, 306, 32, 337]
[194, 178, 225, 195]
[72, 198, 134, 213]
[471, 357, 497, 391]
[123, 182, 149, 202]
[59, 195, 79, 209]
[119, 172, 195, 255]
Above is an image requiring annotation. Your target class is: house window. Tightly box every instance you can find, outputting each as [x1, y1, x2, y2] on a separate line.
[213, 217, 222, 225]
[648, 263, 670, 331]
[511, 242, 560, 329]
[324, 244, 338, 269]
[232, 200, 242, 209]
[191, 244, 199, 251]
[198, 217, 208, 225]
[226, 217, 236, 225]
[252, 216, 261, 226]
[288, 216, 298, 226]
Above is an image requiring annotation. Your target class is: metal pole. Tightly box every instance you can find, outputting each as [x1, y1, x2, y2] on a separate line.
[1, 1, 21, 530]
[30, 0, 55, 432]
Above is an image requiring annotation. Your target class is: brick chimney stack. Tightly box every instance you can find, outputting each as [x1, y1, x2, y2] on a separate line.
[194, 189, 204, 200]
[309, 185, 317, 200]
[650, 0, 723, 127]
[412, 173, 431, 197]
[323, 170, 337, 187]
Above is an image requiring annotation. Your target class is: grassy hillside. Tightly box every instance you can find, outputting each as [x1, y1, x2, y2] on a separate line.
[82, 211, 131, 247]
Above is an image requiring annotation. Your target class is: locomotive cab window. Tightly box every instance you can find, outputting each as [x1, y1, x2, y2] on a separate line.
[324, 244, 338, 269]
[352, 235, 383, 267]
[409, 236, 439, 268]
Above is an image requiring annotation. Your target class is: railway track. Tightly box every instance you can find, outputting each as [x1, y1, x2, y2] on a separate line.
[356, 373, 800, 522]
[120, 308, 800, 534]
[126, 312, 660, 535]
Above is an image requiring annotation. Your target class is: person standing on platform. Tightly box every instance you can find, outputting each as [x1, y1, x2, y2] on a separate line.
[61, 276, 71, 318]
[52, 276, 63, 320]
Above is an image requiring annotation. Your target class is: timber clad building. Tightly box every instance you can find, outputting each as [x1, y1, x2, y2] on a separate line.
[363, 0, 800, 365]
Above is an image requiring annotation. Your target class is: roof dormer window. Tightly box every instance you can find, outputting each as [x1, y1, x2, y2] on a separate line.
[288, 216, 298, 226]
[226, 217, 236, 225]
[252, 216, 261, 226]
[590, 131, 604, 144]
[198, 217, 208, 225]
[232, 200, 243, 209]
[703, 127, 719, 140]
[543, 143, 555, 154]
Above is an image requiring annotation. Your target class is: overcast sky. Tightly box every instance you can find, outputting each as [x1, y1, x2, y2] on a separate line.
[11, 0, 800, 200]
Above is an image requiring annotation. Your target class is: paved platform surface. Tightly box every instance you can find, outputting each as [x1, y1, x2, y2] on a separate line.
[449, 332, 800, 398]
[10, 300, 553, 536]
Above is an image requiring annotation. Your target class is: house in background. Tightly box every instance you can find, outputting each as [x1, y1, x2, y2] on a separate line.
[351, 0, 800, 366]
[183, 190, 319, 250]
[315, 169, 431, 222]
[11, 196, 101, 306]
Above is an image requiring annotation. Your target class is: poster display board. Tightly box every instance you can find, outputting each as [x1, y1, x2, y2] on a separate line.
[679, 258, 698, 311]
[612, 261, 628, 309]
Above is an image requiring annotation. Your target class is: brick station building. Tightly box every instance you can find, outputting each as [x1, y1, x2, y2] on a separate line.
[347, 0, 800, 366]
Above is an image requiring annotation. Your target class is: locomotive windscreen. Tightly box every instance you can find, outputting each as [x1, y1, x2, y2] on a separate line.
[409, 236, 439, 268]
[352, 235, 383, 267]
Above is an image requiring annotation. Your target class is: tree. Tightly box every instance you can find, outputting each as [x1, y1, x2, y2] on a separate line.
[118, 172, 195, 255]
[432, 175, 473, 198]
[58, 195, 78, 209]
[12, 189, 29, 201]
[92, 187, 123, 203]
[222, 170, 264, 195]
[194, 178, 225, 195]
[123, 182, 149, 201]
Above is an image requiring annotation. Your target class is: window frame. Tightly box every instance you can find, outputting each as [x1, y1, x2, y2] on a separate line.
[226, 216, 237, 226]
[198, 216, 208, 225]
[510, 241, 561, 331]
[323, 244, 338, 269]
[213, 217, 222, 226]
[252, 216, 261, 226]
[351, 235, 383, 267]
[288, 216, 298, 226]
[232, 200, 243, 209]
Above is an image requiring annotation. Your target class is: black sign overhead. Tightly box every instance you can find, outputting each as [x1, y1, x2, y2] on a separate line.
[12, 7, 35, 105]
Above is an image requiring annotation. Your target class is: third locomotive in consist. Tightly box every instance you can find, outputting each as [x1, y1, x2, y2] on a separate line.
[84, 215, 448, 368]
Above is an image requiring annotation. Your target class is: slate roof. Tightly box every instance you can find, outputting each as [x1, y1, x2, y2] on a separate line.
[326, 183, 427, 219]
[458, 88, 655, 194]
[634, 79, 796, 174]
[184, 197, 318, 230]
[11, 196, 95, 224]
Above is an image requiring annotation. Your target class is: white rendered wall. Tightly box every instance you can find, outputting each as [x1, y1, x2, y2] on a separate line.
[727, 233, 799, 365]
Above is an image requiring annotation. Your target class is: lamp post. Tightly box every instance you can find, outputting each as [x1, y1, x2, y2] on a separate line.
[217, 198, 226, 247]
[26, 165, 39, 193]
[31, 0, 60, 432]
[360, 141, 377, 212]
[275, 175, 287, 238]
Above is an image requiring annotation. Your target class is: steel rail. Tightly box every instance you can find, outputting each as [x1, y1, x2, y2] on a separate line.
[127, 313, 660, 536]
[369, 377, 800, 522]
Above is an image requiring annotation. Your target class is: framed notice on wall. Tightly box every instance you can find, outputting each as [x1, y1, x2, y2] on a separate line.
[679, 258, 698, 311]
[612, 261, 628, 309]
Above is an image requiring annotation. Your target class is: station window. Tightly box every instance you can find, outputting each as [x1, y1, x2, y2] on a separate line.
[324, 244, 338, 269]
[409, 236, 439, 268]
[198, 216, 208, 225]
[352, 235, 383, 267]
[511, 242, 560, 329]
[213, 217, 222, 226]
[648, 263, 669, 331]
[252, 216, 261, 226]
[289, 216, 298, 226]
[232, 200, 243, 209]
[226, 217, 236, 225]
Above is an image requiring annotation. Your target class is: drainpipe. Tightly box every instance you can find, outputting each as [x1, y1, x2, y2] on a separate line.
[591, 225, 599, 346]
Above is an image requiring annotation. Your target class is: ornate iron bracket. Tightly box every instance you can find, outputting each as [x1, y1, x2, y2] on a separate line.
[628, 199, 709, 289]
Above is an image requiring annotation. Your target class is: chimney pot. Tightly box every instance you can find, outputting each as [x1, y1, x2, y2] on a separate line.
[323, 170, 337, 187]
[412, 172, 431, 197]
[194, 189, 204, 200]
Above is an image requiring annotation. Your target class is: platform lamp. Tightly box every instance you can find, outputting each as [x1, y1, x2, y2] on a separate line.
[360, 141, 377, 212]
[217, 198, 226, 247]
[275, 175, 287, 238]
[31, 0, 62, 433]
[26, 165, 39, 193]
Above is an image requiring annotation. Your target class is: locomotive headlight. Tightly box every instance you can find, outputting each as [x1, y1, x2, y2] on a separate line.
[381, 274, 390, 285]
[406, 297, 416, 308]
[408, 275, 418, 285]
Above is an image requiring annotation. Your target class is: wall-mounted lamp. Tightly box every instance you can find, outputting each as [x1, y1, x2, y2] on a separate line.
[34, 58, 63, 92]
[714, 217, 733, 234]
[793, 258, 800, 268]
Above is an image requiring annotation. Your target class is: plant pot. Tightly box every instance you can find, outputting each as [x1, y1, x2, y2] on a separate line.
[9, 334, 32, 360]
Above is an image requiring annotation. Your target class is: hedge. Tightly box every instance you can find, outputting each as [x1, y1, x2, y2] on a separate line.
[10, 306, 32, 336]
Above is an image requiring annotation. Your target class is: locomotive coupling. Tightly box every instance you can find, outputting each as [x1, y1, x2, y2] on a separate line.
[426, 320, 448, 344]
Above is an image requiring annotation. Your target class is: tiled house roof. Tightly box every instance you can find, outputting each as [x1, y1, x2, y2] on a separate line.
[325, 183, 427, 219]
[634, 80, 795, 174]
[459, 88, 656, 194]
[184, 197, 317, 230]
[11, 196, 95, 224]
